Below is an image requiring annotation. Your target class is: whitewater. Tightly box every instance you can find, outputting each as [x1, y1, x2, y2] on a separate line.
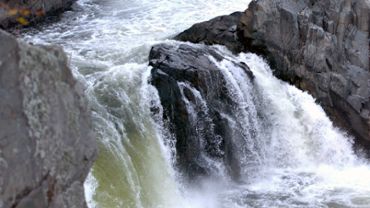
[23, 0, 370, 207]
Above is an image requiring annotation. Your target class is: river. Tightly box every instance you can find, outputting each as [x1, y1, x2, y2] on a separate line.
[23, 0, 370, 207]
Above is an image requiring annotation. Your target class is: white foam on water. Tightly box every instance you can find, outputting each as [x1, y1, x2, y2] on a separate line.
[209, 49, 370, 208]
[22, 0, 251, 207]
[23, 0, 370, 207]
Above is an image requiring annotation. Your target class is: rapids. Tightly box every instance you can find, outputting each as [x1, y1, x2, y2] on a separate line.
[23, 0, 370, 207]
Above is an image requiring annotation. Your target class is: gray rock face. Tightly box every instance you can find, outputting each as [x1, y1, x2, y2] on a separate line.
[239, 0, 370, 147]
[0, 30, 97, 208]
[174, 12, 245, 53]
[150, 43, 254, 180]
[0, 0, 76, 29]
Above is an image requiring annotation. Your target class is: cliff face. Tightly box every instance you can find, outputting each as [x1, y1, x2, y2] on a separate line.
[0, 30, 97, 208]
[0, 0, 76, 28]
[239, 0, 370, 147]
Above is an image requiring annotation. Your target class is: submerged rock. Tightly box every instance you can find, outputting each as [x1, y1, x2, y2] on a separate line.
[174, 12, 245, 53]
[0, 30, 97, 208]
[0, 0, 76, 29]
[149, 43, 254, 180]
[238, 0, 370, 148]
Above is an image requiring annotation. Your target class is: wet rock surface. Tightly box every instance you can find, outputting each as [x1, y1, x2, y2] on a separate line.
[238, 0, 370, 147]
[149, 43, 254, 180]
[174, 12, 245, 53]
[0, 30, 97, 208]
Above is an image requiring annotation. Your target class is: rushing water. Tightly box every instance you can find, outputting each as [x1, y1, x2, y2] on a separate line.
[23, 0, 370, 207]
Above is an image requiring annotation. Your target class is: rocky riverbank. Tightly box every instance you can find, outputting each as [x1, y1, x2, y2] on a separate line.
[0, 0, 76, 29]
[1, 0, 369, 206]
[0, 29, 97, 208]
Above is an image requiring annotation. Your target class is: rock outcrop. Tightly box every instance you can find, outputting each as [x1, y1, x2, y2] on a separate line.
[0, 0, 76, 29]
[238, 0, 370, 147]
[0, 30, 97, 208]
[174, 12, 244, 53]
[149, 43, 254, 180]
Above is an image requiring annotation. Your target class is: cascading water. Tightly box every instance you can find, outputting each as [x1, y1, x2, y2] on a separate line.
[22, 0, 370, 207]
[204, 47, 370, 207]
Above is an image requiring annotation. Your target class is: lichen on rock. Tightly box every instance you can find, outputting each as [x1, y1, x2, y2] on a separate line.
[0, 29, 97, 208]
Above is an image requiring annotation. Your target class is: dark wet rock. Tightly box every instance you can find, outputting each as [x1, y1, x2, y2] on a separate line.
[175, 12, 245, 53]
[0, 30, 97, 208]
[149, 43, 254, 180]
[0, 0, 76, 29]
[238, 0, 370, 147]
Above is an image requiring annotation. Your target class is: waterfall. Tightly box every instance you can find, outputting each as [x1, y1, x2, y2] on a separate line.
[147, 42, 370, 207]
[182, 46, 370, 208]
[22, 0, 370, 207]
[210, 46, 360, 169]
[83, 64, 182, 208]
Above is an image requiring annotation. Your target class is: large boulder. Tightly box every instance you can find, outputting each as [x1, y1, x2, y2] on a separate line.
[238, 0, 370, 147]
[0, 30, 97, 208]
[174, 12, 245, 53]
[0, 0, 76, 29]
[149, 43, 254, 180]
